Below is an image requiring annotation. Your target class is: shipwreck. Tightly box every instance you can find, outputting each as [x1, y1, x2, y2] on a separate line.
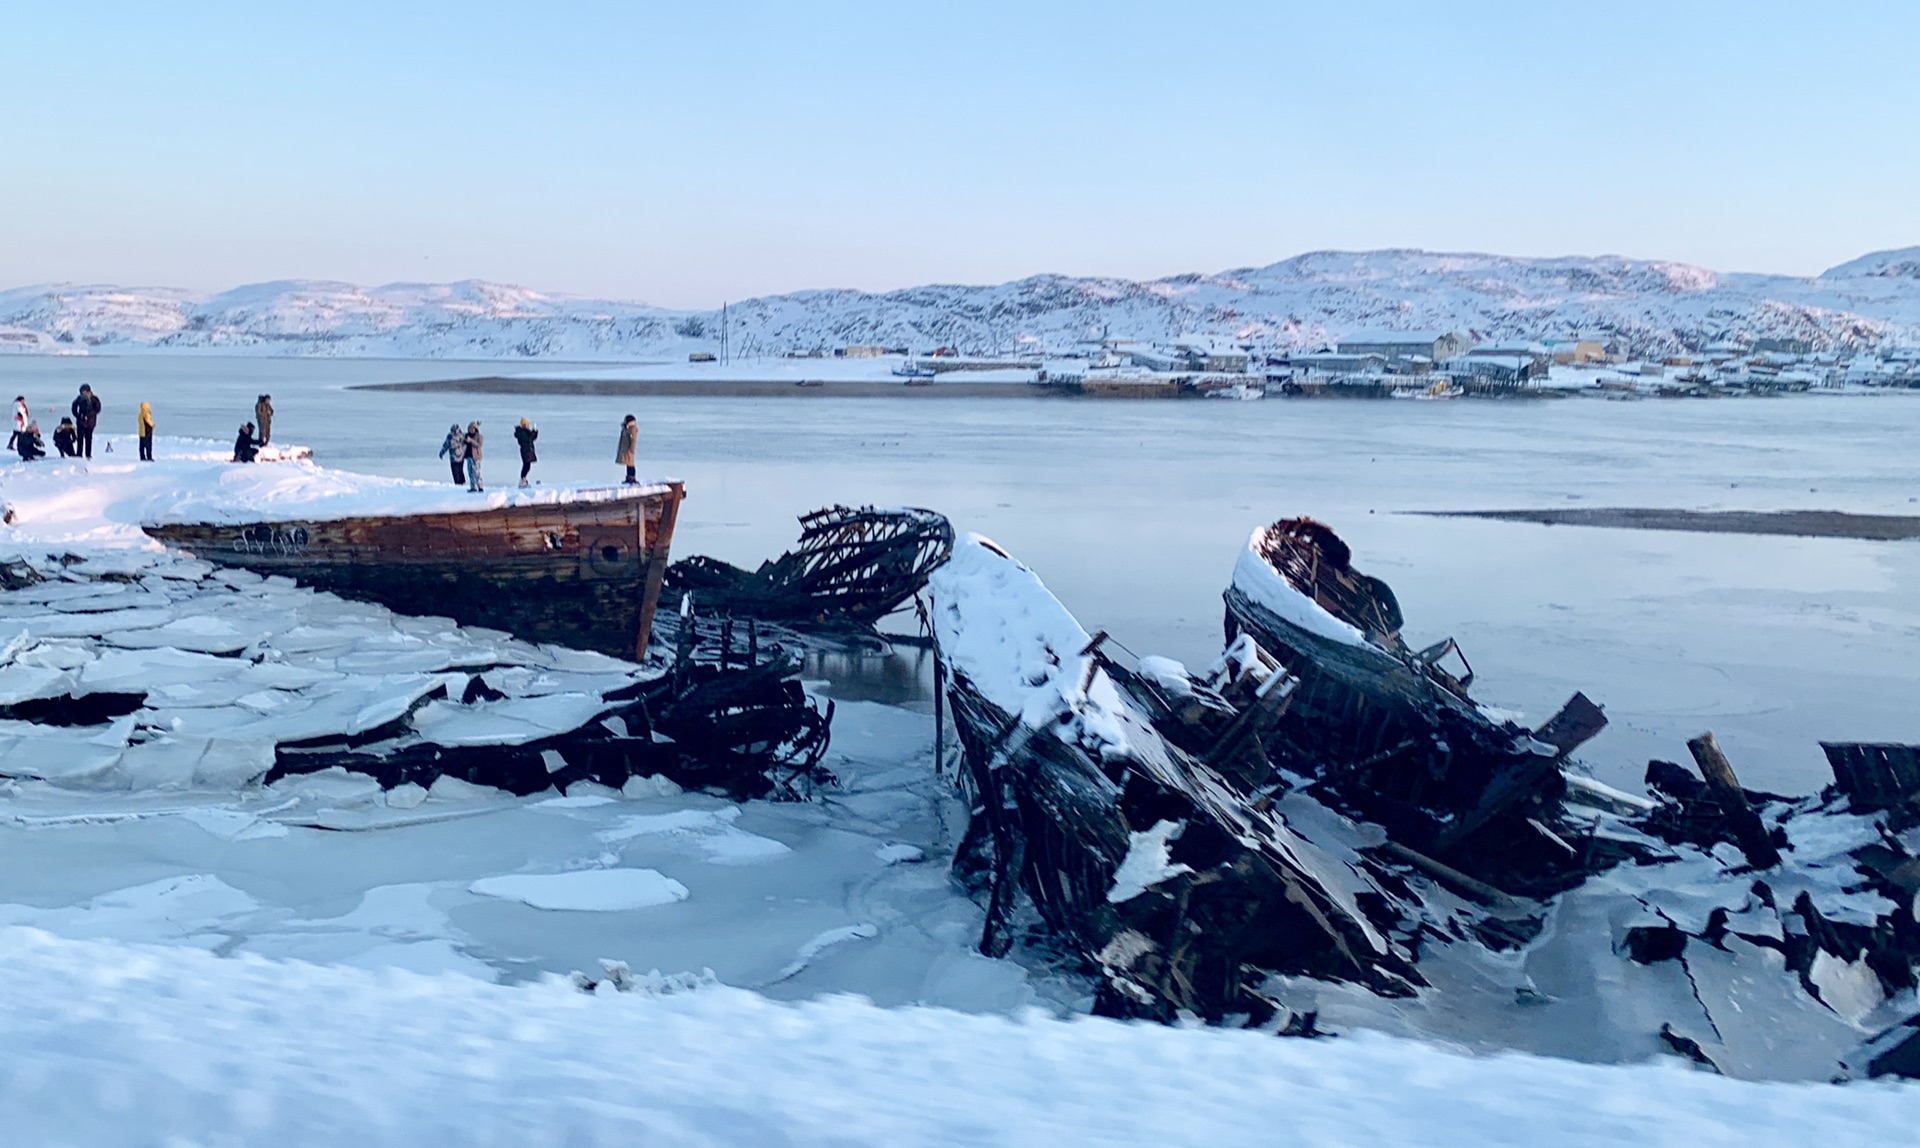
[929, 521, 1920, 1080]
[145, 482, 685, 661]
[664, 505, 953, 630]
[130, 475, 834, 798]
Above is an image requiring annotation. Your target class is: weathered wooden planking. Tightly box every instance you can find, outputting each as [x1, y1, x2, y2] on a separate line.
[144, 483, 684, 659]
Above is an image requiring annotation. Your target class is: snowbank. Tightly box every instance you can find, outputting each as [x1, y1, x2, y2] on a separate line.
[0, 926, 1913, 1146]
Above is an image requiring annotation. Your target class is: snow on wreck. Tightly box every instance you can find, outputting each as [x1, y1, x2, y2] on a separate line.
[929, 533, 1420, 1021]
[931, 520, 1920, 1081]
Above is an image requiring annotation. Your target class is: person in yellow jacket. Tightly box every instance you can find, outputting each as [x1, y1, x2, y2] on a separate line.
[136, 402, 155, 462]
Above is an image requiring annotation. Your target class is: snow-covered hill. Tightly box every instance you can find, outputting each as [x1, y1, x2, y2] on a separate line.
[7, 247, 1920, 360]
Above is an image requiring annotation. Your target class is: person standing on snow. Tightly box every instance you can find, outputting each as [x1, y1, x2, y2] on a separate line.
[438, 423, 466, 484]
[70, 385, 101, 459]
[10, 396, 26, 452]
[464, 421, 484, 492]
[254, 395, 274, 447]
[615, 414, 638, 485]
[137, 402, 155, 462]
[513, 418, 538, 487]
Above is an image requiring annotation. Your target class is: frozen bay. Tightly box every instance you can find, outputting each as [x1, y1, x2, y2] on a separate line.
[4, 355, 1913, 793]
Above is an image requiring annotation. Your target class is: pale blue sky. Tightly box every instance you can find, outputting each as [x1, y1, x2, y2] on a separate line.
[3, 1, 1915, 306]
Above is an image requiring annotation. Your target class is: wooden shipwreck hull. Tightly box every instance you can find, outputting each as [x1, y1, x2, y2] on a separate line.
[1224, 518, 1607, 897]
[931, 536, 1420, 1022]
[931, 528, 1920, 1077]
[144, 483, 685, 660]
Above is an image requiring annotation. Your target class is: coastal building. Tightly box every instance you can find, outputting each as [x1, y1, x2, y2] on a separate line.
[1444, 353, 1539, 387]
[1129, 340, 1250, 373]
[1544, 337, 1611, 365]
[1467, 341, 1553, 375]
[1335, 329, 1467, 364]
[1292, 350, 1389, 376]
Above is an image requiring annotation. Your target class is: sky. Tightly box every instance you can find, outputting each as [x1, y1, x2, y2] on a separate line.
[2, 0, 1917, 307]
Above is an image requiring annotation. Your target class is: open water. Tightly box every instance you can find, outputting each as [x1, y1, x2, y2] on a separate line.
[2, 353, 1917, 793]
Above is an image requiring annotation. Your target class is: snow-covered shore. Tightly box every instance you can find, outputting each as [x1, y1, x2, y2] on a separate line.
[3, 925, 1914, 1147]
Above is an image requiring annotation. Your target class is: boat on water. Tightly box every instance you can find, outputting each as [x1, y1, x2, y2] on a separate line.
[145, 482, 685, 661]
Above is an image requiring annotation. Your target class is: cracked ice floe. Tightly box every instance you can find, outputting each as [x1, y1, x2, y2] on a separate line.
[469, 869, 690, 912]
[0, 548, 663, 792]
[772, 923, 879, 982]
[592, 804, 792, 865]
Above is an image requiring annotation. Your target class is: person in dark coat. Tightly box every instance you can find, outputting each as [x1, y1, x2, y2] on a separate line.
[438, 423, 466, 484]
[52, 418, 77, 458]
[513, 417, 538, 487]
[463, 421, 483, 492]
[71, 385, 101, 459]
[615, 415, 638, 484]
[255, 395, 274, 446]
[15, 421, 45, 462]
[233, 422, 258, 463]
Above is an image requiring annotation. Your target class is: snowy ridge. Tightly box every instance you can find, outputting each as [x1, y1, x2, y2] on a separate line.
[9, 246, 1920, 360]
[3, 925, 1914, 1146]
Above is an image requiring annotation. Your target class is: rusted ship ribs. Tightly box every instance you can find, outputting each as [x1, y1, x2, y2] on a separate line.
[145, 484, 685, 661]
[666, 505, 953, 628]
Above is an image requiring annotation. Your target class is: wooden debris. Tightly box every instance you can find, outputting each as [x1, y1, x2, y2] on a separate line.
[665, 506, 952, 628]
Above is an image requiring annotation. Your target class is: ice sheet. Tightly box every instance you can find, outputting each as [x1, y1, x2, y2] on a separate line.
[469, 868, 690, 912]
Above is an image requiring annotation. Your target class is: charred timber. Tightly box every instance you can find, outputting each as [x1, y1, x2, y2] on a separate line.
[274, 605, 832, 802]
[932, 529, 1920, 1076]
[145, 484, 684, 661]
[933, 539, 1421, 1023]
[666, 506, 952, 628]
[1224, 518, 1606, 897]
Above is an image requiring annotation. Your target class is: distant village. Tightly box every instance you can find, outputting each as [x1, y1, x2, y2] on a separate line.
[751, 331, 1920, 399]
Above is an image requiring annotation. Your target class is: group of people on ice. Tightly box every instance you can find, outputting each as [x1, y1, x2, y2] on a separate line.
[9, 388, 272, 466]
[11, 386, 109, 462]
[438, 414, 641, 492]
[10, 385, 645, 492]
